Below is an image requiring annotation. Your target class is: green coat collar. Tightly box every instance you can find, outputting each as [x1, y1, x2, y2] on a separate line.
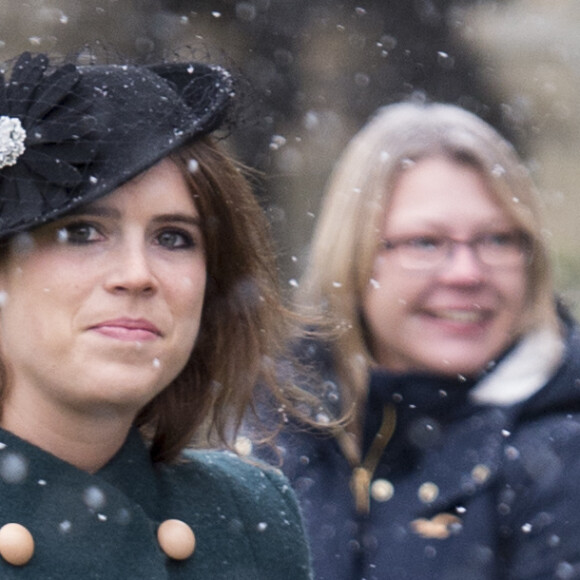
[0, 427, 311, 579]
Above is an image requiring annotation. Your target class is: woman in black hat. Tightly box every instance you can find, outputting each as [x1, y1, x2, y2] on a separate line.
[0, 52, 312, 578]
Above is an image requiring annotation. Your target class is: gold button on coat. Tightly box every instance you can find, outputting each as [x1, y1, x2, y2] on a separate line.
[0, 522, 35, 566]
[157, 519, 196, 560]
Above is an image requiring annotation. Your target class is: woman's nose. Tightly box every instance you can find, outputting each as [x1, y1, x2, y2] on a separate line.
[104, 241, 157, 295]
[438, 244, 485, 284]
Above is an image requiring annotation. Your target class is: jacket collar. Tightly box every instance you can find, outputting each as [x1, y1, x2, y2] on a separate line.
[0, 425, 161, 520]
[363, 325, 567, 515]
[470, 326, 564, 406]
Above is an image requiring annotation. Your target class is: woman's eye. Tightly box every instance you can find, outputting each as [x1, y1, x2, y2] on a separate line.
[482, 232, 516, 247]
[57, 223, 103, 244]
[407, 236, 442, 251]
[156, 230, 195, 249]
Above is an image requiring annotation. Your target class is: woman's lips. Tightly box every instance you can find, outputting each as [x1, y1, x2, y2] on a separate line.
[419, 308, 492, 335]
[427, 309, 489, 323]
[90, 318, 162, 341]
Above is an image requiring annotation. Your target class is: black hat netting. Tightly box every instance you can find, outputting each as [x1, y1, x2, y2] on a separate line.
[0, 51, 234, 238]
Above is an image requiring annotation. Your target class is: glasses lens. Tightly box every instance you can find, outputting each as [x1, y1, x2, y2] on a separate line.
[397, 238, 447, 270]
[476, 233, 529, 267]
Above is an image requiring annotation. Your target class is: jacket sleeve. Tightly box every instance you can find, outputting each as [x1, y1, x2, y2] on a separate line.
[499, 412, 580, 580]
[252, 464, 313, 580]
[179, 450, 313, 580]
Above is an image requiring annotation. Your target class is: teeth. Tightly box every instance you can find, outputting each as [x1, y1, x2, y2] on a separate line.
[434, 310, 484, 323]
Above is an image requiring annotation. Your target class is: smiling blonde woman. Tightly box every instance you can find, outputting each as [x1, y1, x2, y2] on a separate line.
[272, 102, 580, 580]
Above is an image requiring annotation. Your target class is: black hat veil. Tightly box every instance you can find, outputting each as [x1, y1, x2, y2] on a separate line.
[0, 52, 234, 238]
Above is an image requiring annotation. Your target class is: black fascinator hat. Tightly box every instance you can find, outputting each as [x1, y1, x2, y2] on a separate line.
[0, 51, 234, 238]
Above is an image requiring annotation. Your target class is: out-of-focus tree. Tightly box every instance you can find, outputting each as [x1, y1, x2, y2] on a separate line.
[1, 0, 576, 292]
[162, 0, 515, 279]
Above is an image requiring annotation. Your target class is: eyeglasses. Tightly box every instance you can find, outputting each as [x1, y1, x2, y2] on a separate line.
[380, 231, 531, 271]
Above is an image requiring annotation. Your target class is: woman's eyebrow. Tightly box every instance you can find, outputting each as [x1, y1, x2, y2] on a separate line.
[63, 208, 201, 227]
[65, 206, 121, 219]
[151, 214, 202, 227]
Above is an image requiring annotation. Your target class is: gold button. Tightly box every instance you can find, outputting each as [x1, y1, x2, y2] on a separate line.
[418, 482, 439, 504]
[157, 519, 196, 560]
[0, 523, 34, 566]
[370, 479, 394, 502]
[234, 435, 253, 457]
[410, 513, 462, 540]
[471, 464, 491, 484]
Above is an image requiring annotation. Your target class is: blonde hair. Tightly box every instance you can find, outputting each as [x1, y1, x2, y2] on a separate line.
[299, 102, 558, 412]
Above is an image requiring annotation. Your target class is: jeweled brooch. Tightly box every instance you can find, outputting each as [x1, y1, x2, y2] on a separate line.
[0, 116, 26, 169]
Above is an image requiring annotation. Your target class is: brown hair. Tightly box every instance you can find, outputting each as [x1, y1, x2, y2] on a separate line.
[135, 136, 302, 462]
[299, 102, 559, 414]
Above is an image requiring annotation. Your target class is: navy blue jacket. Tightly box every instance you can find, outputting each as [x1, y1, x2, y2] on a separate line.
[270, 321, 580, 580]
[0, 427, 312, 578]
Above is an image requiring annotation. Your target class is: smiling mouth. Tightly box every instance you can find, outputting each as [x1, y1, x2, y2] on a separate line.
[427, 309, 490, 324]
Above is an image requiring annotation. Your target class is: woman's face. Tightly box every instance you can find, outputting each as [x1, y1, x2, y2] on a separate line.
[362, 157, 529, 377]
[0, 158, 206, 424]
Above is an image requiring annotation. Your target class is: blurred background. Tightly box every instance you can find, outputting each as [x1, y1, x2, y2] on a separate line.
[1, 0, 579, 308]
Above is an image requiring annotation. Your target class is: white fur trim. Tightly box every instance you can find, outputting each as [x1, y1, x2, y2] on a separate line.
[470, 328, 564, 406]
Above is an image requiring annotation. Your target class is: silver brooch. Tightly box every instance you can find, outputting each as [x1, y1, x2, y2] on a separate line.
[0, 116, 26, 169]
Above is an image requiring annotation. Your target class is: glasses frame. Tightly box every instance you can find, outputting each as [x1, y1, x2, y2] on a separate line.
[380, 231, 532, 271]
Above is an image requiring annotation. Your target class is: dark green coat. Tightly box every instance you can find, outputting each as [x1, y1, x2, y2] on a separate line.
[0, 427, 312, 579]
